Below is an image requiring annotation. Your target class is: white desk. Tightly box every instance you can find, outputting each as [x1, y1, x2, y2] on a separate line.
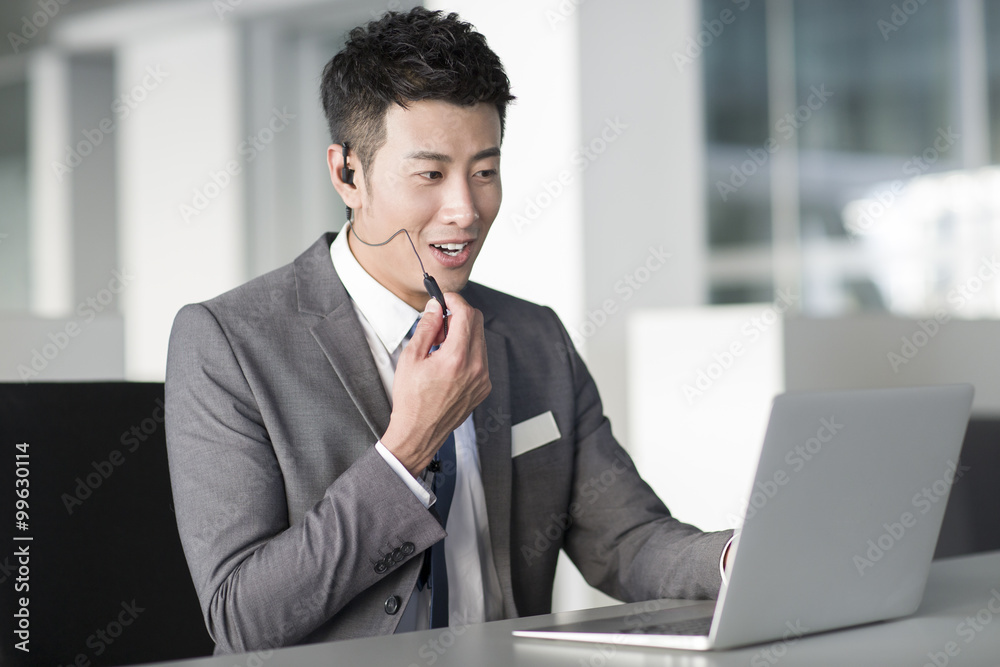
[142, 551, 1000, 666]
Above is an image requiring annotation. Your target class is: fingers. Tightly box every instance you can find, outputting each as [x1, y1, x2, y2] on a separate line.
[436, 293, 482, 350]
[384, 293, 491, 473]
[407, 298, 444, 357]
[440, 293, 490, 401]
[404, 292, 487, 365]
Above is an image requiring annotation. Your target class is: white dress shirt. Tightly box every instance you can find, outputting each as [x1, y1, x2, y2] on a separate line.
[330, 229, 503, 631]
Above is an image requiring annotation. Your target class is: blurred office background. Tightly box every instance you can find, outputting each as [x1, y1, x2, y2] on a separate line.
[2, 0, 999, 614]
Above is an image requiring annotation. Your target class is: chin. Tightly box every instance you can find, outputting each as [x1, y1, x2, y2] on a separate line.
[442, 274, 472, 294]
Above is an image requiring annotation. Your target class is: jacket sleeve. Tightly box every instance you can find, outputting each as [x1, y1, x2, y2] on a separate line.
[164, 303, 444, 652]
[554, 312, 733, 601]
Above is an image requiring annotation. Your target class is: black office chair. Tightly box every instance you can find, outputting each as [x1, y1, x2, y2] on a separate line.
[934, 417, 1000, 558]
[0, 382, 214, 666]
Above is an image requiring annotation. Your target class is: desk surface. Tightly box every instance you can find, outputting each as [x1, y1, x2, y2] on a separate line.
[143, 551, 1000, 667]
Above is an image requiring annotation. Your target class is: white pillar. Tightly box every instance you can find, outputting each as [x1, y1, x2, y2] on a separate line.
[116, 22, 245, 379]
[578, 0, 708, 445]
[28, 49, 73, 317]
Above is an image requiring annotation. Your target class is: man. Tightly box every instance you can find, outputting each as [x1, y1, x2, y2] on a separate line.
[165, 7, 732, 655]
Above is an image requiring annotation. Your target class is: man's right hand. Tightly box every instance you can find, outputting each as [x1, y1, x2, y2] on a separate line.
[380, 292, 492, 476]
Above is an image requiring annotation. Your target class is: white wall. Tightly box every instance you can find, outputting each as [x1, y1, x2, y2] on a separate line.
[785, 316, 1000, 417]
[427, 0, 584, 332]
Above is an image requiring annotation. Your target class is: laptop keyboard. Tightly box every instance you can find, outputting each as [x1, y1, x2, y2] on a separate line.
[620, 615, 713, 636]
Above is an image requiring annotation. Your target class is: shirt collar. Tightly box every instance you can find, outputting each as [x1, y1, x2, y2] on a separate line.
[330, 227, 420, 354]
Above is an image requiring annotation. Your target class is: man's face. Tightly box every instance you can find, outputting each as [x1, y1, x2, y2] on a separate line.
[346, 100, 502, 311]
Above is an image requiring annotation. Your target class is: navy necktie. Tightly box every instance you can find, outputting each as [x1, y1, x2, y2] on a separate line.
[405, 317, 456, 628]
[429, 433, 456, 628]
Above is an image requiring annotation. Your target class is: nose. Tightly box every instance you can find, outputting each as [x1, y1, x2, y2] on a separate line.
[440, 176, 479, 227]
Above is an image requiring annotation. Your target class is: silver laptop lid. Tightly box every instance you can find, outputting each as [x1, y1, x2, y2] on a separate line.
[710, 384, 974, 649]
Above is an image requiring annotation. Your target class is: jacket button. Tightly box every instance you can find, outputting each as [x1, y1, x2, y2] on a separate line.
[391, 547, 404, 562]
[384, 595, 401, 615]
[374, 560, 388, 574]
[401, 542, 415, 555]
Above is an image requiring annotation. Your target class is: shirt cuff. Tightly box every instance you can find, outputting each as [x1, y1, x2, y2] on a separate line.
[720, 535, 736, 585]
[375, 441, 434, 509]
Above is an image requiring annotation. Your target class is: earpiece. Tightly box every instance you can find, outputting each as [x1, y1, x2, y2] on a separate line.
[342, 142, 355, 221]
[342, 142, 355, 185]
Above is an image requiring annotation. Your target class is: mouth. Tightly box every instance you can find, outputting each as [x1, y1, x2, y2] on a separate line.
[428, 241, 474, 268]
[430, 242, 470, 257]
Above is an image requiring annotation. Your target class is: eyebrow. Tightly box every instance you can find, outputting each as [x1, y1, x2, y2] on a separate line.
[404, 147, 501, 162]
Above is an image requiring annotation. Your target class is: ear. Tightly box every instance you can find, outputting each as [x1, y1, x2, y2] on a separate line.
[326, 144, 362, 212]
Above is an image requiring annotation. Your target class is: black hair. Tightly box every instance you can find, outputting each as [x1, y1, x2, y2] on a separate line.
[320, 7, 515, 178]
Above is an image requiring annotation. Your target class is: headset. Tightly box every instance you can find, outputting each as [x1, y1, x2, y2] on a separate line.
[341, 142, 449, 338]
[342, 143, 355, 187]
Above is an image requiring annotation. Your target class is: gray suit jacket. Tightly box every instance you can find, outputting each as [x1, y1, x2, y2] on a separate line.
[165, 232, 733, 653]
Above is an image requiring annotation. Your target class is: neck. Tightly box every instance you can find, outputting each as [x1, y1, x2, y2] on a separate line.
[346, 227, 429, 311]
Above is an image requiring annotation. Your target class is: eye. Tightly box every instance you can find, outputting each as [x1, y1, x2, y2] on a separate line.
[476, 169, 498, 178]
[419, 171, 443, 180]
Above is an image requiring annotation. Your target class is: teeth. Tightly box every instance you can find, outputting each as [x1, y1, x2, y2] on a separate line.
[432, 242, 468, 257]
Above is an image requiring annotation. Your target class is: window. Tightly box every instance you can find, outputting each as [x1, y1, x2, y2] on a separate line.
[703, 0, 997, 317]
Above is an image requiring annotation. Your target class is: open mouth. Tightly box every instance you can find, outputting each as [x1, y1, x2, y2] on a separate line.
[431, 242, 469, 257]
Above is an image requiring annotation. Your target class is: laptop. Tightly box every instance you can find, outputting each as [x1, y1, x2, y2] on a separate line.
[513, 384, 974, 651]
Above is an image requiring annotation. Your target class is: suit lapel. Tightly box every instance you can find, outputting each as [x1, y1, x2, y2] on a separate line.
[296, 233, 392, 443]
[310, 304, 392, 442]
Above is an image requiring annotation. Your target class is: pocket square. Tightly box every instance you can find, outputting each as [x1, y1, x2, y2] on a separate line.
[511, 411, 561, 457]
